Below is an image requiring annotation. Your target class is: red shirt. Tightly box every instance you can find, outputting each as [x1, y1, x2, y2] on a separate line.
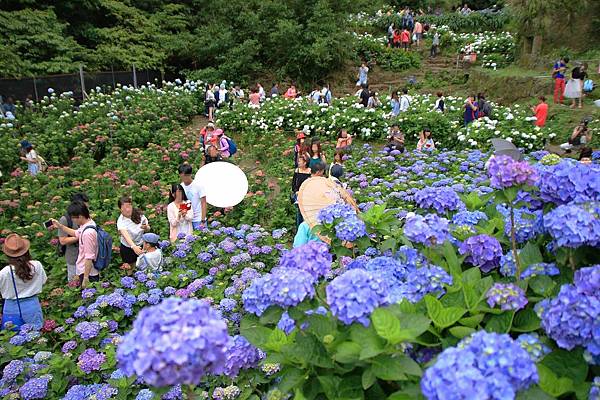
[393, 32, 402, 43]
[534, 103, 548, 127]
[401, 31, 410, 43]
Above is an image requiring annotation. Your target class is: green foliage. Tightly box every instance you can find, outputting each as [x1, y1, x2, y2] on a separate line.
[354, 37, 421, 72]
[374, 10, 509, 32]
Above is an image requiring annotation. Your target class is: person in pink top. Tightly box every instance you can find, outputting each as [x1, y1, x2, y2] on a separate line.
[531, 96, 548, 127]
[167, 184, 194, 242]
[284, 84, 297, 99]
[401, 29, 410, 51]
[249, 87, 261, 106]
[214, 129, 230, 158]
[53, 202, 98, 288]
[413, 21, 423, 46]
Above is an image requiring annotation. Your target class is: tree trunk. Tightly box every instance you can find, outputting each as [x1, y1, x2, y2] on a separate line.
[531, 35, 543, 57]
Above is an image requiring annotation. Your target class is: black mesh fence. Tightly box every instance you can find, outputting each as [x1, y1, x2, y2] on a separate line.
[0, 68, 164, 104]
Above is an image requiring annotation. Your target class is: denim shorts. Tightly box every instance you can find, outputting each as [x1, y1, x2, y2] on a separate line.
[3, 296, 43, 330]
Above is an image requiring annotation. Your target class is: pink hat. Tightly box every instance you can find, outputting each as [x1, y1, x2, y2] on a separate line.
[215, 129, 224, 136]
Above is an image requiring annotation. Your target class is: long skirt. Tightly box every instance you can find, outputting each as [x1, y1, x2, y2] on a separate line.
[564, 79, 582, 99]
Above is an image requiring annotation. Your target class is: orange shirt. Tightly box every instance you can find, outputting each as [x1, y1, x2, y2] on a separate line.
[534, 103, 548, 127]
[401, 31, 410, 43]
[414, 22, 423, 33]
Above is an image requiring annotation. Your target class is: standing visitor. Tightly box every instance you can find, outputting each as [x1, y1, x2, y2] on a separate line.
[205, 84, 216, 122]
[216, 84, 229, 109]
[179, 164, 207, 231]
[2, 96, 16, 116]
[310, 86, 322, 104]
[413, 20, 423, 47]
[356, 62, 369, 87]
[531, 96, 548, 127]
[198, 122, 215, 151]
[359, 84, 370, 108]
[387, 23, 395, 47]
[390, 91, 401, 117]
[477, 93, 492, 118]
[464, 95, 478, 126]
[393, 29, 402, 48]
[336, 129, 353, 152]
[249, 87, 261, 106]
[294, 131, 307, 168]
[417, 128, 435, 151]
[433, 92, 445, 112]
[387, 124, 405, 152]
[368, 91, 381, 108]
[214, 129, 231, 158]
[204, 144, 223, 165]
[400, 88, 411, 112]
[136, 233, 163, 273]
[284, 84, 298, 99]
[309, 141, 327, 168]
[401, 28, 411, 51]
[291, 155, 312, 227]
[0, 234, 47, 330]
[270, 83, 279, 97]
[431, 30, 440, 57]
[19, 141, 40, 176]
[460, 4, 472, 15]
[232, 84, 245, 105]
[293, 222, 322, 248]
[167, 184, 194, 242]
[257, 83, 266, 102]
[552, 56, 569, 104]
[52, 202, 98, 287]
[57, 192, 89, 282]
[565, 63, 587, 109]
[321, 84, 332, 105]
[117, 196, 149, 269]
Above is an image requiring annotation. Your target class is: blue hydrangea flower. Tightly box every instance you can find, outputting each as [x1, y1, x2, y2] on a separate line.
[63, 384, 118, 400]
[135, 389, 155, 400]
[452, 210, 488, 226]
[335, 216, 368, 242]
[486, 283, 528, 311]
[278, 241, 332, 282]
[521, 263, 559, 279]
[516, 333, 550, 362]
[574, 265, 600, 296]
[78, 348, 106, 374]
[543, 203, 600, 248]
[19, 377, 49, 400]
[404, 213, 450, 246]
[117, 297, 231, 387]
[487, 155, 538, 189]
[421, 331, 538, 400]
[223, 335, 263, 378]
[276, 311, 296, 335]
[219, 298, 237, 313]
[459, 234, 502, 273]
[317, 203, 358, 224]
[398, 265, 452, 303]
[75, 321, 102, 340]
[242, 267, 315, 316]
[499, 251, 517, 277]
[497, 205, 543, 243]
[326, 269, 389, 326]
[2, 359, 25, 382]
[590, 377, 600, 400]
[414, 186, 465, 214]
[537, 160, 600, 205]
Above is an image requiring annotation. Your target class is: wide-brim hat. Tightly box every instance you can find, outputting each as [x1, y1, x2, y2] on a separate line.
[142, 233, 160, 245]
[2, 233, 30, 257]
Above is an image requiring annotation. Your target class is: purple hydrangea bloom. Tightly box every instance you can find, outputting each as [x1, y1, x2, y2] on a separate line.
[242, 268, 315, 316]
[452, 210, 488, 226]
[487, 155, 538, 189]
[120, 277, 136, 289]
[278, 241, 332, 282]
[516, 333, 550, 362]
[537, 160, 600, 205]
[61, 340, 77, 353]
[414, 186, 465, 214]
[543, 203, 600, 248]
[590, 377, 600, 400]
[499, 252, 517, 277]
[574, 265, 600, 296]
[223, 335, 263, 378]
[335, 216, 368, 242]
[63, 384, 118, 400]
[459, 234, 502, 273]
[316, 203, 356, 224]
[19, 377, 49, 400]
[398, 265, 452, 303]
[486, 283, 528, 311]
[404, 213, 450, 246]
[75, 321, 102, 340]
[421, 331, 538, 400]
[197, 252, 213, 262]
[78, 348, 107, 374]
[161, 384, 182, 400]
[81, 288, 96, 299]
[219, 298, 237, 312]
[326, 269, 389, 326]
[497, 205, 543, 243]
[277, 311, 296, 334]
[117, 297, 231, 387]
[2, 359, 25, 382]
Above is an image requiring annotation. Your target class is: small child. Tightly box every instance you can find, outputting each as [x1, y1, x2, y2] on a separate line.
[136, 233, 164, 273]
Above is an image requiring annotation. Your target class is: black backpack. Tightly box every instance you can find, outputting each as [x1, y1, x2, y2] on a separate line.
[57, 214, 73, 257]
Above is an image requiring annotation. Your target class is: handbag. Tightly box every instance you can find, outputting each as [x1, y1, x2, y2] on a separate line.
[1, 267, 25, 331]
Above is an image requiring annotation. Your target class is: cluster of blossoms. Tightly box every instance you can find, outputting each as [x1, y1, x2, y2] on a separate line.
[403, 213, 450, 246]
[414, 187, 465, 214]
[487, 155, 538, 189]
[537, 160, 600, 205]
[117, 297, 232, 387]
[459, 234, 502, 272]
[452, 210, 488, 227]
[278, 241, 332, 280]
[421, 331, 538, 399]
[317, 203, 368, 242]
[537, 265, 600, 363]
[486, 283, 528, 311]
[496, 205, 543, 243]
[63, 384, 118, 400]
[78, 348, 107, 374]
[543, 202, 600, 248]
[223, 335, 264, 377]
[516, 333, 551, 362]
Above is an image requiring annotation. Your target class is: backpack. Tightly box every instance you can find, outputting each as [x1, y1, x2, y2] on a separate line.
[36, 155, 48, 172]
[583, 79, 594, 92]
[82, 225, 113, 271]
[226, 137, 237, 156]
[57, 214, 73, 257]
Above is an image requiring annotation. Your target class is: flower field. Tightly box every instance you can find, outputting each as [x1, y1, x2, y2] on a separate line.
[1, 83, 600, 400]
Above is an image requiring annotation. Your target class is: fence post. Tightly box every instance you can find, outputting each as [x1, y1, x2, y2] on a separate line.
[132, 64, 138, 89]
[32, 77, 39, 102]
[111, 65, 116, 88]
[79, 65, 87, 100]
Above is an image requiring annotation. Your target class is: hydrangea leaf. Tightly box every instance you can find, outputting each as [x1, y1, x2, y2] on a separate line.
[425, 296, 467, 329]
[540, 349, 588, 383]
[485, 310, 514, 333]
[371, 354, 422, 380]
[512, 308, 541, 333]
[361, 368, 376, 390]
[449, 326, 476, 339]
[333, 342, 362, 364]
[349, 324, 385, 360]
[371, 308, 402, 344]
[240, 314, 272, 348]
[538, 364, 574, 397]
[529, 275, 556, 297]
[520, 242, 543, 267]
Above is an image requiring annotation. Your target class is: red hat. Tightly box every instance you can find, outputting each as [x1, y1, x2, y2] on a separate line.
[2, 234, 30, 257]
[296, 132, 306, 139]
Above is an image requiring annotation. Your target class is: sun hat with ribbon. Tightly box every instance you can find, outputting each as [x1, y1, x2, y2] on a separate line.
[2, 234, 30, 257]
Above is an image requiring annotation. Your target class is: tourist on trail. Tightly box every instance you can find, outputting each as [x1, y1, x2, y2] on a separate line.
[393, 29, 402, 48]
[136, 233, 163, 273]
[167, 184, 194, 242]
[284, 84, 298, 99]
[356, 62, 369, 87]
[179, 164, 207, 230]
[257, 83, 266, 101]
[198, 122, 215, 151]
[564, 63, 587, 109]
[477, 93, 492, 118]
[464, 95, 478, 126]
[387, 124, 405, 152]
[216, 83, 229, 109]
[552, 56, 569, 104]
[417, 127, 436, 151]
[368, 91, 382, 108]
[433, 92, 445, 112]
[57, 192, 89, 282]
[310, 86, 322, 103]
[248, 87, 261, 106]
[359, 84, 370, 107]
[20, 141, 40, 176]
[294, 131, 308, 168]
[204, 144, 223, 165]
[293, 222, 322, 248]
[387, 23, 395, 47]
[1, 234, 47, 330]
[321, 84, 332, 105]
[460, 4, 472, 15]
[232, 84, 245, 106]
[531, 96, 548, 127]
[2, 96, 16, 115]
[413, 20, 423, 47]
[309, 141, 327, 168]
[390, 91, 401, 117]
[430, 30, 440, 58]
[336, 129, 353, 152]
[329, 164, 346, 189]
[400, 88, 411, 112]
[205, 84, 216, 122]
[270, 83, 280, 97]
[214, 129, 231, 158]
[52, 202, 98, 287]
[401, 28, 411, 51]
[291, 155, 312, 226]
[560, 118, 592, 152]
[117, 196, 149, 269]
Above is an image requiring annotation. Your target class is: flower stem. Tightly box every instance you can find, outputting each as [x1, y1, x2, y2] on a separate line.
[510, 205, 522, 279]
[187, 386, 197, 400]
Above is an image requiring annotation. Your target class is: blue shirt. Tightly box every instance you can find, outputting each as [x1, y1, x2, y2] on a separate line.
[293, 222, 322, 248]
[391, 99, 400, 116]
[554, 62, 566, 79]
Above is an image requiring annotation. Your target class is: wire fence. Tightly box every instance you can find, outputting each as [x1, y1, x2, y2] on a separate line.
[0, 66, 164, 104]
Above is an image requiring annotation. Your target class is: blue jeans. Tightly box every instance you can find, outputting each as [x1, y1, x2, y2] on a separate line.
[296, 205, 304, 227]
[3, 296, 43, 330]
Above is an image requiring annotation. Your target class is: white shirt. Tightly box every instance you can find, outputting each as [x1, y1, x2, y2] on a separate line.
[181, 181, 206, 223]
[400, 95, 411, 112]
[258, 86, 265, 100]
[0, 261, 47, 299]
[136, 249, 163, 272]
[26, 149, 37, 162]
[218, 89, 227, 103]
[117, 214, 148, 247]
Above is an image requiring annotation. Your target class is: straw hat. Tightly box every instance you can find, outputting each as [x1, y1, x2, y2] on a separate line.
[2, 234, 30, 257]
